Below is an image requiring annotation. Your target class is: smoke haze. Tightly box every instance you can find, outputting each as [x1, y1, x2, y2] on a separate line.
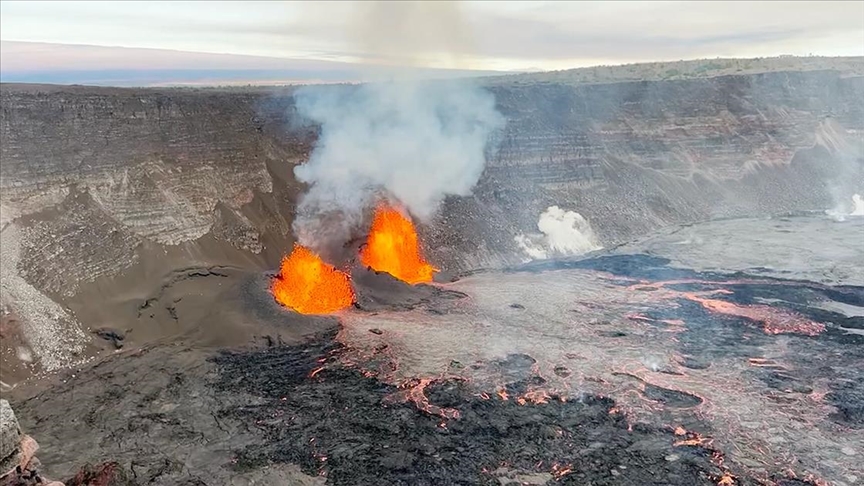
[816, 118, 864, 221]
[827, 193, 864, 221]
[349, 1, 474, 70]
[855, 194, 864, 215]
[291, 1, 504, 252]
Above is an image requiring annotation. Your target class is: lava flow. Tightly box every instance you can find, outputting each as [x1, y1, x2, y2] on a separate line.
[683, 292, 826, 337]
[360, 204, 437, 284]
[271, 244, 354, 314]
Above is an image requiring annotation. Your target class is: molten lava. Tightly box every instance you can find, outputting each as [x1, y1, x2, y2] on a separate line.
[684, 293, 826, 336]
[360, 204, 437, 284]
[271, 244, 354, 315]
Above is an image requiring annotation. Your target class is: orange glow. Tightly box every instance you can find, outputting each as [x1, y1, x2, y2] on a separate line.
[716, 472, 736, 486]
[684, 294, 826, 336]
[384, 378, 461, 419]
[674, 436, 710, 447]
[271, 244, 354, 315]
[360, 204, 437, 284]
[518, 389, 552, 405]
[552, 464, 573, 479]
[673, 429, 711, 447]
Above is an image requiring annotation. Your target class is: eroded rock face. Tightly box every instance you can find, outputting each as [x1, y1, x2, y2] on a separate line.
[1, 67, 863, 378]
[427, 71, 864, 270]
[3, 73, 863, 273]
[0, 87, 300, 244]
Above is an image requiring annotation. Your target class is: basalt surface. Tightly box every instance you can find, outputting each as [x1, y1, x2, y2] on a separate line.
[6, 215, 862, 486]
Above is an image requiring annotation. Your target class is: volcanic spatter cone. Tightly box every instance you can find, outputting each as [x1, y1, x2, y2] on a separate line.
[271, 203, 438, 314]
[271, 244, 354, 315]
[360, 204, 438, 284]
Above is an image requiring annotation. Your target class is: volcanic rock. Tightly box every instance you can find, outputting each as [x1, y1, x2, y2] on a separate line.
[93, 328, 125, 350]
[351, 266, 467, 312]
[65, 462, 132, 486]
[0, 401, 63, 486]
[0, 400, 21, 474]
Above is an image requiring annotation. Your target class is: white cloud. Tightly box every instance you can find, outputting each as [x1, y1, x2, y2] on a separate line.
[1, 1, 862, 72]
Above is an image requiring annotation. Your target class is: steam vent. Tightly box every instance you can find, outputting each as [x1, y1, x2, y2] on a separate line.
[2, 24, 864, 486]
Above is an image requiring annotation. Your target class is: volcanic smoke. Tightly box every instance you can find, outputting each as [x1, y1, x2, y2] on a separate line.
[516, 206, 602, 260]
[360, 204, 437, 284]
[272, 2, 501, 310]
[853, 194, 864, 215]
[288, 2, 504, 253]
[291, 79, 503, 253]
[271, 244, 354, 314]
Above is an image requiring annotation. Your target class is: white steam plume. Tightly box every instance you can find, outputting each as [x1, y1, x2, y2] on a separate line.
[516, 206, 602, 260]
[291, 2, 504, 251]
[817, 119, 864, 222]
[855, 194, 864, 216]
[293, 81, 503, 247]
[826, 193, 864, 221]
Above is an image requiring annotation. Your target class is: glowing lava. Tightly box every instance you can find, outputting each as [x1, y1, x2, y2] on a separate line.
[684, 293, 826, 336]
[271, 244, 354, 315]
[360, 204, 437, 284]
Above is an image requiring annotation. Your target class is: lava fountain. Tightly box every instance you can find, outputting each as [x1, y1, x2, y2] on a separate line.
[271, 244, 354, 314]
[360, 204, 438, 284]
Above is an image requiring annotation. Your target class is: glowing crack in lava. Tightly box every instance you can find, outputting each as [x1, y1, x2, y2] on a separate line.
[360, 204, 438, 284]
[684, 292, 826, 336]
[271, 244, 354, 314]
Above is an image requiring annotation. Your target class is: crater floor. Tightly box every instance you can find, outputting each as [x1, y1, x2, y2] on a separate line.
[7, 215, 864, 486]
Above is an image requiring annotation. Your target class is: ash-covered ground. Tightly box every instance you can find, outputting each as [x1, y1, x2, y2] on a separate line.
[6, 214, 863, 486]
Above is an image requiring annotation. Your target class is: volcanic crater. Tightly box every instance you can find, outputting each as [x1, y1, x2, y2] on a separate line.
[2, 58, 864, 486]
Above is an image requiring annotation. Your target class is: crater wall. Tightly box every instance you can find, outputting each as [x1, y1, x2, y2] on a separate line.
[1, 67, 863, 380]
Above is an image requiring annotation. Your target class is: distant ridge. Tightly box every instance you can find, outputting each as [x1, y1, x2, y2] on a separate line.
[482, 56, 864, 86]
[2, 42, 861, 87]
[0, 41, 507, 87]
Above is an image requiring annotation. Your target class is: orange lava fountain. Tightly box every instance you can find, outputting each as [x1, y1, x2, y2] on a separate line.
[271, 244, 354, 315]
[360, 204, 438, 284]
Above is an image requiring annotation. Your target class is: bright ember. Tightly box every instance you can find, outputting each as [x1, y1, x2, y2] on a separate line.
[271, 244, 354, 315]
[360, 204, 437, 284]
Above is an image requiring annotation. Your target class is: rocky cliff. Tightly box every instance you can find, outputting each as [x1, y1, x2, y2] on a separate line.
[431, 69, 864, 269]
[1, 65, 863, 383]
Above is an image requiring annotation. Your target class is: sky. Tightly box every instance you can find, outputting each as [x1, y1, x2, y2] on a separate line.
[1, 1, 862, 84]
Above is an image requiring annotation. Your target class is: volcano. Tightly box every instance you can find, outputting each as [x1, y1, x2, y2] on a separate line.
[1, 58, 864, 486]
